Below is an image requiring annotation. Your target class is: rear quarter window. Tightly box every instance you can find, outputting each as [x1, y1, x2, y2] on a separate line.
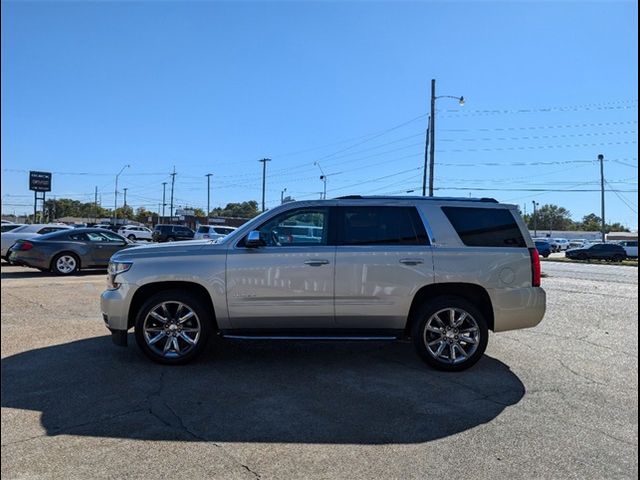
[442, 207, 526, 248]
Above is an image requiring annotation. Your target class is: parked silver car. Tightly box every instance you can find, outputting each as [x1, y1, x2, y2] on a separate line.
[193, 225, 237, 241]
[101, 196, 546, 371]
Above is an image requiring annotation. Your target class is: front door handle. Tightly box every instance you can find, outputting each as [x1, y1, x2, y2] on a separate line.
[304, 259, 330, 266]
[399, 258, 423, 266]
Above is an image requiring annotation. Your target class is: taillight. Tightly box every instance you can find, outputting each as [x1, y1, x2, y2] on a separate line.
[17, 241, 34, 251]
[529, 247, 541, 287]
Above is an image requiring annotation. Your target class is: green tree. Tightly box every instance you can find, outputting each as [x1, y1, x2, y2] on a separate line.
[528, 204, 575, 231]
[210, 201, 260, 218]
[577, 213, 602, 231]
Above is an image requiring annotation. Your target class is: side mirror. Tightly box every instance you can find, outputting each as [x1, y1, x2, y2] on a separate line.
[245, 230, 265, 248]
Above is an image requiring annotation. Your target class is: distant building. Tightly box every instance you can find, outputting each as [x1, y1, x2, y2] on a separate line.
[606, 231, 638, 242]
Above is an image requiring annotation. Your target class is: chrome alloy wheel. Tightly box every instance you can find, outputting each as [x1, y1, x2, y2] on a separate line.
[55, 255, 77, 274]
[143, 301, 201, 358]
[423, 307, 480, 364]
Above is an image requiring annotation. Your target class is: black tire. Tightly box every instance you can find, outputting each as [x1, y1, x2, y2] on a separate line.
[127, 234, 136, 241]
[51, 252, 80, 275]
[411, 295, 488, 372]
[134, 290, 213, 365]
[577, 253, 588, 261]
[543, 253, 550, 258]
[166, 237, 175, 242]
[612, 254, 624, 263]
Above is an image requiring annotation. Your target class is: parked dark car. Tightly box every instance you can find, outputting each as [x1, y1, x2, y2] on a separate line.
[534, 240, 552, 258]
[565, 243, 627, 262]
[8, 228, 134, 275]
[152, 224, 195, 242]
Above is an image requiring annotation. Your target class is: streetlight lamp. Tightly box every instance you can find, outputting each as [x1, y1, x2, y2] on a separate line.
[424, 79, 465, 196]
[281, 187, 287, 204]
[113, 164, 130, 224]
[313, 162, 327, 199]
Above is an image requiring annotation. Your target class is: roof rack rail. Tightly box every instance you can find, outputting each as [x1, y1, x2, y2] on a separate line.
[335, 195, 498, 203]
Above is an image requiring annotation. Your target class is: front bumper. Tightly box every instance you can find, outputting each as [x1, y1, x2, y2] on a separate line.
[101, 282, 136, 334]
[490, 286, 546, 333]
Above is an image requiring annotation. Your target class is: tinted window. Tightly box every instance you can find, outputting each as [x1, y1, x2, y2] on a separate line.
[175, 227, 193, 235]
[442, 207, 526, 248]
[252, 208, 328, 247]
[1, 224, 21, 233]
[213, 227, 234, 235]
[339, 206, 429, 246]
[197, 226, 210, 233]
[69, 233, 88, 241]
[102, 231, 126, 242]
[37, 227, 68, 234]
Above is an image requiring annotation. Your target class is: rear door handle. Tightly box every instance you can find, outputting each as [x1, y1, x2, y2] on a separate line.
[304, 259, 330, 266]
[399, 258, 423, 265]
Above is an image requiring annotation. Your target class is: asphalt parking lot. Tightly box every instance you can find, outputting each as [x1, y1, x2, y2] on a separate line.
[1, 262, 638, 479]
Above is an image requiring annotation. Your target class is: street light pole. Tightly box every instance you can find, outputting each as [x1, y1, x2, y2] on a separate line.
[313, 162, 327, 199]
[532, 201, 539, 238]
[205, 173, 213, 220]
[259, 158, 271, 212]
[427, 79, 464, 196]
[113, 164, 130, 224]
[281, 187, 287, 204]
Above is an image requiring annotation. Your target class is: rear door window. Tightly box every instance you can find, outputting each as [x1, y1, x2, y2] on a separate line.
[442, 207, 526, 248]
[337, 206, 429, 246]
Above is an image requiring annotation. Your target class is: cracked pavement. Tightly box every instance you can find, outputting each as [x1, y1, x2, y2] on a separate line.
[1, 262, 638, 479]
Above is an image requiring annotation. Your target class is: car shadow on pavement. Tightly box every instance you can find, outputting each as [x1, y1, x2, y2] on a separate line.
[0, 269, 106, 279]
[1, 336, 524, 445]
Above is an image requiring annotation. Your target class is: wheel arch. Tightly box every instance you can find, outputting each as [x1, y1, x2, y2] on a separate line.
[128, 281, 218, 330]
[405, 283, 495, 336]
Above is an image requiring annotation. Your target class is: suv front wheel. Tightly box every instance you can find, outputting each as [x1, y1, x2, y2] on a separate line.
[411, 295, 488, 371]
[134, 290, 212, 365]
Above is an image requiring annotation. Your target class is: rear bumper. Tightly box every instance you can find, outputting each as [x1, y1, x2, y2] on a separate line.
[489, 287, 546, 332]
[7, 251, 50, 269]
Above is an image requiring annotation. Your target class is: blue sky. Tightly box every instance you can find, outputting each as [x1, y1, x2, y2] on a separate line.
[1, 1, 638, 229]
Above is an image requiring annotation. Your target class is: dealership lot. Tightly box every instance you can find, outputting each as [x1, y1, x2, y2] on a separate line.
[1, 262, 637, 479]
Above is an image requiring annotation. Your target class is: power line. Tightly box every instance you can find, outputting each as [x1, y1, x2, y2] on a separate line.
[605, 180, 638, 214]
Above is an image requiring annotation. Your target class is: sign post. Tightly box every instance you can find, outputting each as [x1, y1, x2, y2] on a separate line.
[29, 171, 52, 223]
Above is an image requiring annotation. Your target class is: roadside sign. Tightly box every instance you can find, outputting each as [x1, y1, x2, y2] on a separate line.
[29, 171, 52, 192]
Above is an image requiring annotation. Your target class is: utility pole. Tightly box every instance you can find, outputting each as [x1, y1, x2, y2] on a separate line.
[532, 201, 539, 238]
[259, 158, 271, 211]
[170, 166, 176, 220]
[281, 187, 287, 204]
[428, 79, 436, 196]
[422, 116, 431, 196]
[599, 154, 606, 242]
[162, 182, 167, 222]
[113, 164, 130, 225]
[94, 186, 98, 224]
[123, 188, 128, 207]
[205, 173, 213, 221]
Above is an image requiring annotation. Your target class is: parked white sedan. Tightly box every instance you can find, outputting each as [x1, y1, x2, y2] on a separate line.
[117, 225, 153, 241]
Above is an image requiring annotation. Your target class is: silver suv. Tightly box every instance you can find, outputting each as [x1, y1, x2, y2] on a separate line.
[101, 196, 545, 371]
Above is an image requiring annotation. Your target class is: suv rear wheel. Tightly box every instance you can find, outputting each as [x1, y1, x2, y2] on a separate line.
[134, 290, 212, 365]
[411, 295, 488, 371]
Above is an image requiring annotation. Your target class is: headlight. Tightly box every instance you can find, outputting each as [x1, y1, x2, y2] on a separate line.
[107, 262, 132, 289]
[108, 261, 132, 275]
